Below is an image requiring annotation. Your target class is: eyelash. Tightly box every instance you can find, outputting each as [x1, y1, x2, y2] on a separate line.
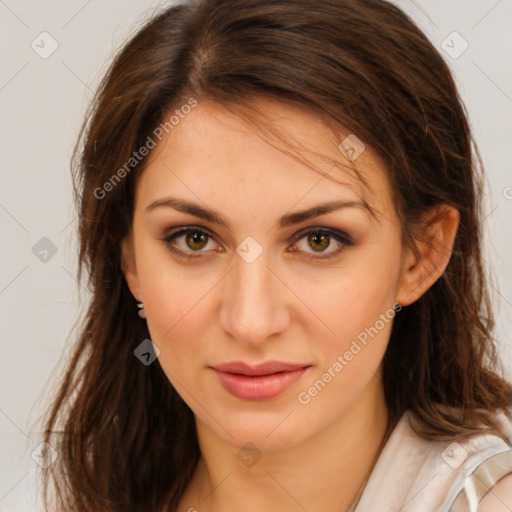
[161, 225, 354, 261]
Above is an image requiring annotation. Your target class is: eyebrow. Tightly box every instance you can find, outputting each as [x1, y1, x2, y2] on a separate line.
[145, 196, 375, 229]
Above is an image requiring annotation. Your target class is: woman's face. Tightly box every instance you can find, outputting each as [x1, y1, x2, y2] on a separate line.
[122, 98, 411, 451]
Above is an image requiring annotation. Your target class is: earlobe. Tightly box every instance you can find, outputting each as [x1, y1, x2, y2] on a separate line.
[396, 205, 459, 307]
[120, 234, 142, 302]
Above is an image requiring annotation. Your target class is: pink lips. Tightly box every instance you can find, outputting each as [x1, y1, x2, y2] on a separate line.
[210, 361, 310, 400]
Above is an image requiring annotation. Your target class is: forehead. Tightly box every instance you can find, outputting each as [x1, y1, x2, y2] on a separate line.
[137, 98, 394, 222]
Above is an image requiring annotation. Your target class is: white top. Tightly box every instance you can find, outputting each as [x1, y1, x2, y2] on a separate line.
[354, 408, 512, 512]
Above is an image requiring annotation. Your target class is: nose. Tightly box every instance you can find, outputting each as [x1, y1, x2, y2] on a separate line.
[219, 251, 290, 346]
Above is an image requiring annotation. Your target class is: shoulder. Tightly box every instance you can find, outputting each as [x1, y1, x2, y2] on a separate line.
[477, 473, 512, 512]
[354, 408, 512, 512]
[444, 408, 512, 512]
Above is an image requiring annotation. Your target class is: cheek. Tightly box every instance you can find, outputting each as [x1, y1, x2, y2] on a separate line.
[135, 245, 215, 358]
[294, 288, 396, 437]
[144, 278, 212, 356]
[142, 272, 212, 395]
[298, 245, 402, 354]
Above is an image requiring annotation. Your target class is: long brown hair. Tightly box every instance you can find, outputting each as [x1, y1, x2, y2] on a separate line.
[41, 0, 512, 510]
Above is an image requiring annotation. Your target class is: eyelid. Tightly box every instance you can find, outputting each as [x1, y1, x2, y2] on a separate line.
[163, 224, 216, 240]
[289, 225, 353, 245]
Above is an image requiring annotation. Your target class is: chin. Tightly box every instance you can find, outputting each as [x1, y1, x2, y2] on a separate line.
[196, 405, 318, 453]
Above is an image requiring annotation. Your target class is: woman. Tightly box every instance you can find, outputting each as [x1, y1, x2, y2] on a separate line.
[41, 0, 512, 510]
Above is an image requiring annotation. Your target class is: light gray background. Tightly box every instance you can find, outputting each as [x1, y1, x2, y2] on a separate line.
[1, 1, 511, 510]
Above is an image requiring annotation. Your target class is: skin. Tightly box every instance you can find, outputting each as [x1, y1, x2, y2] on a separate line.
[477, 476, 512, 511]
[121, 97, 459, 511]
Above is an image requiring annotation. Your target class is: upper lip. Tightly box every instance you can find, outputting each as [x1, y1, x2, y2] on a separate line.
[211, 361, 310, 376]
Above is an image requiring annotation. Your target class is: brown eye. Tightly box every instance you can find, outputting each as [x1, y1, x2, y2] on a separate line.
[162, 226, 221, 258]
[307, 232, 330, 252]
[184, 231, 209, 251]
[290, 228, 353, 259]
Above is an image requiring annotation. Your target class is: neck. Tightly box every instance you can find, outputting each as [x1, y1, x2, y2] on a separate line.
[180, 372, 389, 512]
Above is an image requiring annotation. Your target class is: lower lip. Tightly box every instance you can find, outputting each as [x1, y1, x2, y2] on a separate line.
[212, 367, 309, 400]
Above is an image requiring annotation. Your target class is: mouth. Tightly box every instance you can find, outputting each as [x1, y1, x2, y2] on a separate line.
[210, 361, 311, 400]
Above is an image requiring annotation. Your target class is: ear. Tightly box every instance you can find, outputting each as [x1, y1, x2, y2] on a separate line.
[396, 205, 459, 307]
[120, 233, 142, 302]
